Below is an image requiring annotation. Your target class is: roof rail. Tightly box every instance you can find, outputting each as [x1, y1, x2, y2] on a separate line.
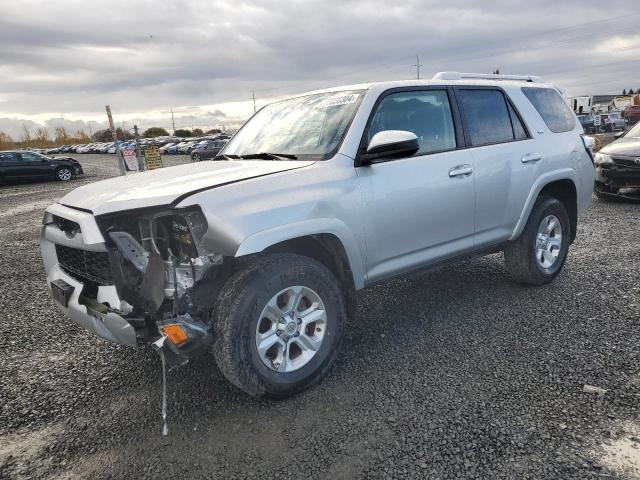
[432, 72, 545, 83]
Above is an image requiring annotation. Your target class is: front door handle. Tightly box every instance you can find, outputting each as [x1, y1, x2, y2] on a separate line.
[521, 153, 543, 163]
[449, 164, 473, 177]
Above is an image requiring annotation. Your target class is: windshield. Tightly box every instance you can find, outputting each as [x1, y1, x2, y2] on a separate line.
[626, 122, 640, 138]
[223, 90, 364, 159]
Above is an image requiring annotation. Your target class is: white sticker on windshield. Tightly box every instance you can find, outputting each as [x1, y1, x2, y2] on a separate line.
[318, 93, 360, 108]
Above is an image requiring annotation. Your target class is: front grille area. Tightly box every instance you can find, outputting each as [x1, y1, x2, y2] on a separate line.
[55, 245, 114, 286]
[612, 156, 640, 169]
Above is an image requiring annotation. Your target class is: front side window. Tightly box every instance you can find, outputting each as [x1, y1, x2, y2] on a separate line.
[224, 90, 364, 160]
[367, 90, 456, 155]
[0, 152, 16, 162]
[20, 152, 44, 162]
[522, 87, 576, 133]
[457, 89, 516, 146]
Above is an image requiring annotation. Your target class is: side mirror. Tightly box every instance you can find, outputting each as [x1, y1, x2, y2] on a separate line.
[614, 131, 625, 139]
[359, 130, 419, 165]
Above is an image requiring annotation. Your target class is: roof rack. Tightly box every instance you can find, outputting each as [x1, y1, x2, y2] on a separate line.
[432, 72, 545, 83]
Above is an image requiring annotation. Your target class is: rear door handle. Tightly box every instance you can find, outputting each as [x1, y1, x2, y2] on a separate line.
[521, 153, 543, 163]
[449, 164, 473, 177]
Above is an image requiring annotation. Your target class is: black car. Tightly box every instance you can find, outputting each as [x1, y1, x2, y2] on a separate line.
[190, 139, 228, 161]
[594, 122, 640, 200]
[0, 150, 83, 184]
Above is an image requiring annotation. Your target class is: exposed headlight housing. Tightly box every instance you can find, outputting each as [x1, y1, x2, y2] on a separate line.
[594, 153, 613, 166]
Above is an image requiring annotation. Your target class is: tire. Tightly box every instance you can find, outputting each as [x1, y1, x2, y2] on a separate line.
[56, 167, 73, 181]
[504, 196, 571, 285]
[213, 253, 346, 398]
[192, 153, 200, 162]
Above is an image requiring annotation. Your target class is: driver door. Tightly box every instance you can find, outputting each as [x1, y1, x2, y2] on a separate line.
[17, 152, 52, 179]
[355, 88, 476, 284]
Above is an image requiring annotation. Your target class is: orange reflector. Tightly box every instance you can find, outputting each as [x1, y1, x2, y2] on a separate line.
[163, 324, 189, 346]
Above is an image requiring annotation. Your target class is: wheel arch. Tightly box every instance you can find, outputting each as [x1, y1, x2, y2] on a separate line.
[234, 221, 365, 318]
[511, 171, 578, 243]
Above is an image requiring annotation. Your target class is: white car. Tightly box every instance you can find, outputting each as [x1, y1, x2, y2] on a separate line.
[40, 72, 595, 398]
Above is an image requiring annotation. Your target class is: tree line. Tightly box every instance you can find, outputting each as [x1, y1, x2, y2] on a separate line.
[0, 126, 224, 150]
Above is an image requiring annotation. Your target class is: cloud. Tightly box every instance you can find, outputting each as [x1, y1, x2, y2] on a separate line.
[0, 0, 638, 136]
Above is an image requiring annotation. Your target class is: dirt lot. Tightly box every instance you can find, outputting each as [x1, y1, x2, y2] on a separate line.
[1, 154, 639, 479]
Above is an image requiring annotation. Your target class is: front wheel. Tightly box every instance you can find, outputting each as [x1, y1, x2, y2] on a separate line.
[56, 167, 73, 181]
[192, 153, 200, 162]
[213, 254, 346, 398]
[504, 196, 571, 285]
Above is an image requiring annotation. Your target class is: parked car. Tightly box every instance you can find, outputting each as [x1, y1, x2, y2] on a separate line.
[40, 72, 594, 398]
[159, 142, 176, 153]
[177, 141, 198, 154]
[0, 150, 83, 183]
[191, 139, 228, 161]
[167, 142, 188, 154]
[602, 112, 626, 132]
[593, 120, 640, 199]
[577, 114, 595, 133]
[623, 105, 640, 125]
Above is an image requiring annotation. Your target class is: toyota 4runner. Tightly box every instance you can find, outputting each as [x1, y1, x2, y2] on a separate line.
[41, 72, 595, 398]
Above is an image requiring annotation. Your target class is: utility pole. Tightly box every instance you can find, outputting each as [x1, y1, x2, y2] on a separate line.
[251, 91, 257, 113]
[105, 105, 125, 175]
[122, 121, 126, 140]
[134, 124, 144, 171]
[171, 108, 176, 135]
[88, 121, 92, 138]
[413, 55, 422, 80]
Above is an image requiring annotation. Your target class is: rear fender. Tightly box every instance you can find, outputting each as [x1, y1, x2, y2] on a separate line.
[510, 169, 577, 241]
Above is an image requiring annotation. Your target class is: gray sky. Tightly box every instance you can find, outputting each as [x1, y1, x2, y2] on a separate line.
[1, 0, 638, 138]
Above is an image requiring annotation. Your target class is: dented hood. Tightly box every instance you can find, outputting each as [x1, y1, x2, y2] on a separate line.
[59, 159, 315, 215]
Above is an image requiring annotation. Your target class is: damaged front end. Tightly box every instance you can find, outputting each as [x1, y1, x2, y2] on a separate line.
[97, 207, 223, 368]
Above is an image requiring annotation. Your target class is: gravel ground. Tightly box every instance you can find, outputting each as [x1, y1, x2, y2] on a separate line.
[1, 154, 639, 479]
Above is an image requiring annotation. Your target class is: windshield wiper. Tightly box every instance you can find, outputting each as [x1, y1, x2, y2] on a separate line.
[239, 152, 298, 160]
[213, 154, 239, 160]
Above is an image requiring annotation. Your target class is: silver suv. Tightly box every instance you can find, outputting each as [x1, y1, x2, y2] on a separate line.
[41, 72, 595, 398]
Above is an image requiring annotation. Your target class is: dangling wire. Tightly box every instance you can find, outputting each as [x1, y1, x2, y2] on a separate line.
[160, 347, 169, 436]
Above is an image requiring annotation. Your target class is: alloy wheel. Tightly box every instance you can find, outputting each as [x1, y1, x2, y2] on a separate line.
[57, 168, 72, 181]
[255, 286, 327, 373]
[535, 214, 562, 268]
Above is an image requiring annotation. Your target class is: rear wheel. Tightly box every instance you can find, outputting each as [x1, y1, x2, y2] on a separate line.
[213, 253, 346, 398]
[56, 167, 73, 181]
[504, 196, 571, 285]
[192, 153, 200, 162]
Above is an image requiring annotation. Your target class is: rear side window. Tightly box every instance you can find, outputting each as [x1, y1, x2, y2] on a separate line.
[457, 89, 516, 146]
[521, 87, 576, 133]
[0, 153, 16, 162]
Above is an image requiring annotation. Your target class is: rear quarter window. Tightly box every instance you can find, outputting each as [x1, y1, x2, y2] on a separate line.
[521, 87, 576, 133]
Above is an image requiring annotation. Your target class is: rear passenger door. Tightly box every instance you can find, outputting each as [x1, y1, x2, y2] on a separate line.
[454, 87, 543, 248]
[0, 152, 22, 180]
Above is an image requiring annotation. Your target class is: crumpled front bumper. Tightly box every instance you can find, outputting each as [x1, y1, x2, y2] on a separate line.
[44, 263, 137, 346]
[40, 204, 137, 347]
[596, 165, 640, 189]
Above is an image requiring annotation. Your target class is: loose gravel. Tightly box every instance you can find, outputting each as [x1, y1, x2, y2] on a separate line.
[0, 155, 639, 479]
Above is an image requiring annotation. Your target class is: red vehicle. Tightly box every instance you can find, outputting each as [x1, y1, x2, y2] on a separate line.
[623, 105, 640, 125]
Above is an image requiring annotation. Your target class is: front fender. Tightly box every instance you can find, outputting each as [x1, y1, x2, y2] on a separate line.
[510, 168, 577, 241]
[235, 218, 365, 290]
